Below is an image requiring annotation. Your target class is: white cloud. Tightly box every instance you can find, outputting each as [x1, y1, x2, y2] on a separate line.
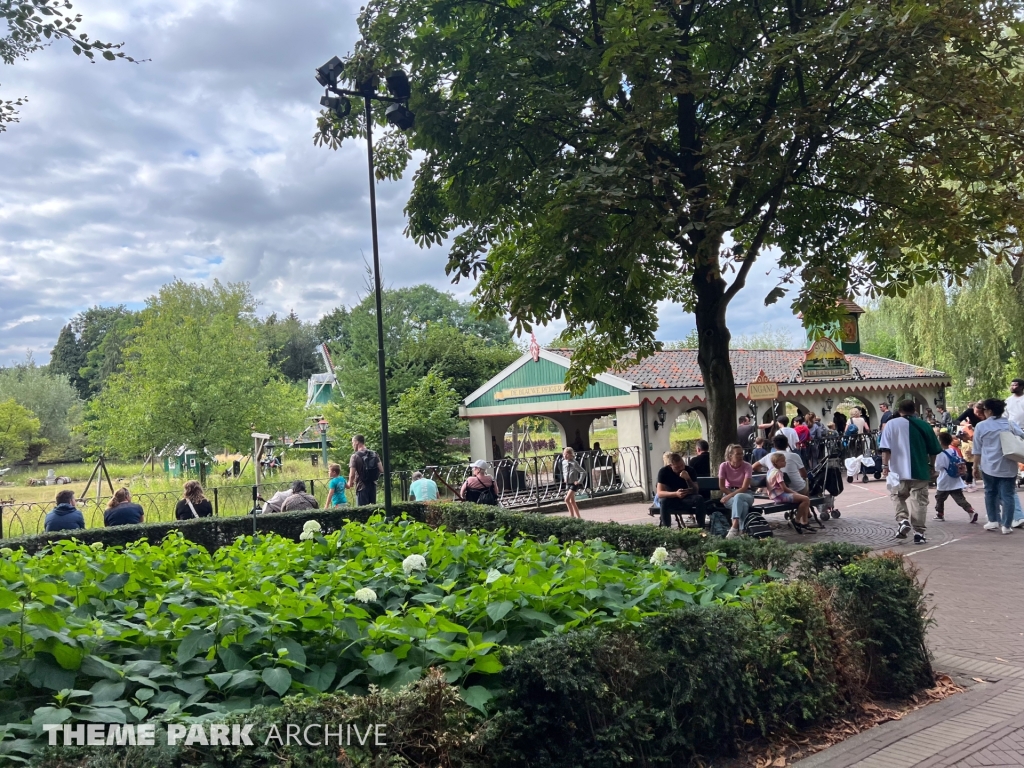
[0, 0, 804, 365]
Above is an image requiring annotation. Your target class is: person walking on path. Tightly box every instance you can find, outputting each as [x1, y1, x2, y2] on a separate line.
[971, 398, 1024, 534]
[879, 400, 942, 544]
[933, 432, 978, 523]
[878, 402, 893, 431]
[327, 463, 348, 507]
[719, 444, 754, 538]
[347, 434, 383, 506]
[1004, 379, 1024, 527]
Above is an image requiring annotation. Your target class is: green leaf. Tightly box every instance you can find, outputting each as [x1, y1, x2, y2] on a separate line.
[261, 667, 292, 697]
[367, 652, 398, 676]
[459, 685, 494, 714]
[90, 680, 126, 703]
[23, 657, 76, 691]
[81, 656, 123, 681]
[471, 655, 504, 674]
[302, 663, 337, 693]
[98, 573, 130, 592]
[518, 608, 557, 625]
[31, 707, 72, 726]
[485, 601, 515, 622]
[129, 706, 148, 721]
[176, 630, 214, 664]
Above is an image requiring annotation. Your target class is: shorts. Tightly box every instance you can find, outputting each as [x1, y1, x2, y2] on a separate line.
[567, 483, 582, 492]
[773, 492, 797, 503]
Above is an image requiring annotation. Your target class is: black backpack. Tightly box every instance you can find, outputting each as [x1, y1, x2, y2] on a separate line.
[359, 450, 381, 486]
[743, 510, 773, 540]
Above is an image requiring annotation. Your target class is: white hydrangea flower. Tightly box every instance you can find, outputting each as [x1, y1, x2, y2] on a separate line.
[299, 530, 314, 541]
[353, 587, 377, 603]
[650, 547, 669, 566]
[303, 519, 322, 533]
[402, 554, 427, 575]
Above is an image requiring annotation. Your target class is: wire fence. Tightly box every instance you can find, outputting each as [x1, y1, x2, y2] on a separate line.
[0, 447, 646, 539]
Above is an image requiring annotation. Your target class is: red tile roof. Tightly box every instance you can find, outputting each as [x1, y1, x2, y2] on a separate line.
[548, 348, 947, 389]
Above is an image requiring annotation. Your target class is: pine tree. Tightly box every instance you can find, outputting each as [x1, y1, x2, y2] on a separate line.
[48, 325, 86, 398]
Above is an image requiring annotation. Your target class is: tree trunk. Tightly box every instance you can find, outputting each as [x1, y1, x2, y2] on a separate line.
[693, 261, 739, 468]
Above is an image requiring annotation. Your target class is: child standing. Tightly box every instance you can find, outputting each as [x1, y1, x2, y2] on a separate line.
[751, 437, 769, 464]
[767, 452, 814, 534]
[561, 447, 585, 519]
[327, 463, 348, 507]
[934, 432, 977, 523]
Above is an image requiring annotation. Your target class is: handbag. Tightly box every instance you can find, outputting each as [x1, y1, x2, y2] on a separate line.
[999, 430, 1024, 464]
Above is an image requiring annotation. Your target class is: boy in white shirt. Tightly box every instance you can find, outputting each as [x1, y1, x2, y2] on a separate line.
[934, 432, 978, 523]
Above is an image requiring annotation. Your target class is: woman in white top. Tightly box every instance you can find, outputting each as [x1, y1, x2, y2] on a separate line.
[933, 432, 977, 523]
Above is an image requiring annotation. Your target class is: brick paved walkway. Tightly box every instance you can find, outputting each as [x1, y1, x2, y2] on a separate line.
[562, 479, 1024, 767]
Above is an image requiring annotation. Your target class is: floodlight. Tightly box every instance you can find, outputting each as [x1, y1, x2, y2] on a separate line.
[385, 102, 415, 130]
[320, 94, 351, 118]
[385, 70, 411, 100]
[356, 74, 380, 96]
[315, 56, 345, 87]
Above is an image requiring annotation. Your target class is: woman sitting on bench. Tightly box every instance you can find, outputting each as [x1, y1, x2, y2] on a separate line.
[719, 443, 754, 539]
[767, 452, 814, 533]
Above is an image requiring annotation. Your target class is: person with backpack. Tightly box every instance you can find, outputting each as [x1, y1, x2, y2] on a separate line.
[347, 434, 383, 506]
[933, 432, 977, 523]
[971, 398, 1024, 534]
[460, 460, 498, 505]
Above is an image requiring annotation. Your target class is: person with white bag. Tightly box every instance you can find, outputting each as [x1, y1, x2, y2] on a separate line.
[971, 398, 1024, 535]
[879, 400, 942, 544]
[1004, 379, 1024, 527]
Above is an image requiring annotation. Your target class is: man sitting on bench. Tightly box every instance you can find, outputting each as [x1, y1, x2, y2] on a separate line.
[657, 451, 708, 528]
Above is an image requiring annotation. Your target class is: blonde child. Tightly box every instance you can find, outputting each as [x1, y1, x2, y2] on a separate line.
[767, 452, 814, 533]
[561, 447, 584, 519]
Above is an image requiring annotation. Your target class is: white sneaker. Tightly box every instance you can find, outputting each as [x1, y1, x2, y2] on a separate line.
[983, 521, 1000, 531]
[1012, 518, 1024, 529]
[1001, 526, 1013, 535]
[725, 528, 741, 539]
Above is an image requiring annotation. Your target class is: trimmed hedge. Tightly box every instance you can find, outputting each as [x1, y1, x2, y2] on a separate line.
[3, 502, 865, 577]
[32, 556, 931, 768]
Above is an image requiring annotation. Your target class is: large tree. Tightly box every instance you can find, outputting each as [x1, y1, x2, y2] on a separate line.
[0, 399, 40, 465]
[317, 0, 1024, 462]
[0, 358, 82, 460]
[87, 281, 306, 475]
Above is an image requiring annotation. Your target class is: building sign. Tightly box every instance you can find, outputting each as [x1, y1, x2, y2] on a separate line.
[494, 384, 567, 401]
[746, 370, 779, 400]
[529, 333, 541, 363]
[802, 337, 851, 378]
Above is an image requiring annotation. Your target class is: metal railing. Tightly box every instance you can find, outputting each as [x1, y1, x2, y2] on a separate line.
[0, 447, 646, 539]
[0, 478, 332, 540]
[389, 446, 644, 509]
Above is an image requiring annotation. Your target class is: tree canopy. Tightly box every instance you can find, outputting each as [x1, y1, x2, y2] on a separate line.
[860, 261, 1024, 404]
[318, 0, 1024, 461]
[0, 359, 82, 460]
[86, 281, 306, 465]
[0, 398, 40, 465]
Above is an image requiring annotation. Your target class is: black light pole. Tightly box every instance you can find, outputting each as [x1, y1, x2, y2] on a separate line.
[316, 58, 415, 515]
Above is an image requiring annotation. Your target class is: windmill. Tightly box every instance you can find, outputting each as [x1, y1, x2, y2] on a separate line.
[306, 342, 338, 407]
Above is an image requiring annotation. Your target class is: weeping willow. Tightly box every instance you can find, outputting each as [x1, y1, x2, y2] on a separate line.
[860, 261, 1024, 405]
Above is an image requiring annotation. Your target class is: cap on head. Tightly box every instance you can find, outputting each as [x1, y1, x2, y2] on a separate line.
[470, 460, 489, 470]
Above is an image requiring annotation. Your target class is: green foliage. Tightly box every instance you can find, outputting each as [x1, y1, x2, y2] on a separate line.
[317, 0, 1024, 468]
[327, 371, 463, 469]
[85, 281, 306, 461]
[0, 519, 771, 755]
[0, 399, 41, 465]
[46, 326, 85, 397]
[859, 261, 1024, 403]
[257, 311, 320, 384]
[731, 324, 798, 350]
[817, 554, 933, 698]
[0, 360, 83, 461]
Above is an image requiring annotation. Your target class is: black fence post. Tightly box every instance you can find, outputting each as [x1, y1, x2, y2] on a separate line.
[309, 479, 315, 497]
[251, 484, 258, 537]
[533, 457, 541, 511]
[0, 506, 4, 540]
[213, 487, 219, 517]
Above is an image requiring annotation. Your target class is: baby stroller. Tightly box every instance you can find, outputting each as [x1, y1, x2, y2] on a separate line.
[806, 439, 845, 522]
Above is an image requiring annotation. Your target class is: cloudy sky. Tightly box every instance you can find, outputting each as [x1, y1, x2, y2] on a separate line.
[0, 0, 805, 365]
